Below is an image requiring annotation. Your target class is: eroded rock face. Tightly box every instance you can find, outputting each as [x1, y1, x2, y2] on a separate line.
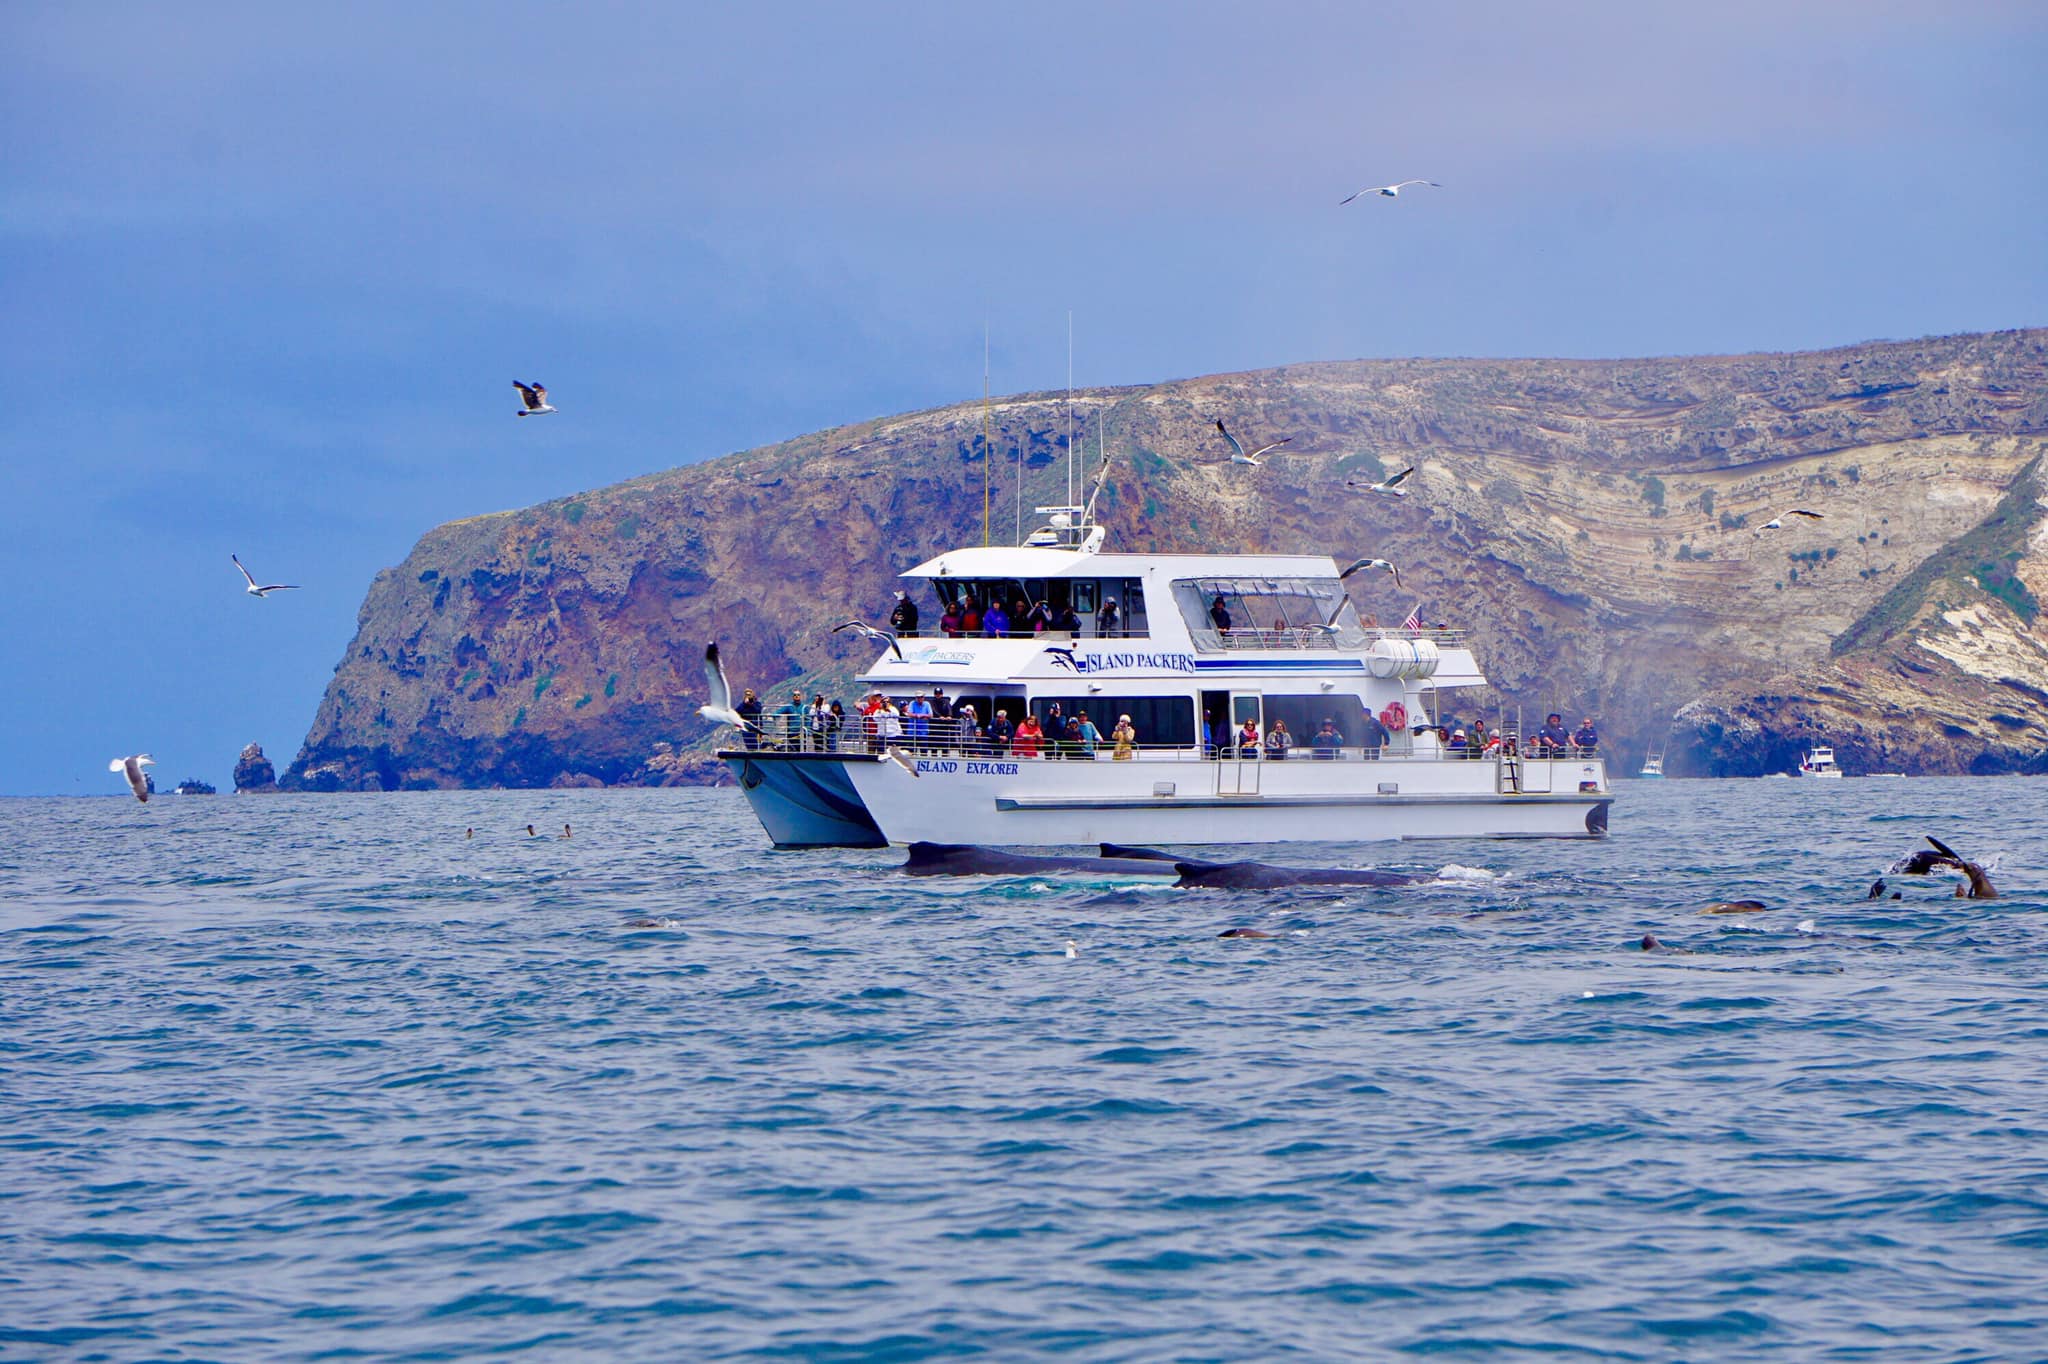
[234, 743, 279, 793]
[283, 330, 2048, 788]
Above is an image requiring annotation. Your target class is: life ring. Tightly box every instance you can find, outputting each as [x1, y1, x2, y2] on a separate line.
[1380, 701, 1408, 731]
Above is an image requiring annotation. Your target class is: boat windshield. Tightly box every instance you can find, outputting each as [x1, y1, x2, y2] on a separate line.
[1172, 577, 1368, 651]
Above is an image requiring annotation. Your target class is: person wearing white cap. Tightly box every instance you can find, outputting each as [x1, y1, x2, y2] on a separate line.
[888, 590, 919, 637]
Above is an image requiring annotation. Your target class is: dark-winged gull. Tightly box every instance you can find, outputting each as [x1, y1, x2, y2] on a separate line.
[110, 753, 154, 802]
[513, 381, 557, 417]
[1214, 418, 1292, 468]
[1339, 179, 1441, 204]
[831, 620, 907, 663]
[231, 554, 300, 598]
[1755, 509, 1824, 533]
[1339, 557, 1403, 588]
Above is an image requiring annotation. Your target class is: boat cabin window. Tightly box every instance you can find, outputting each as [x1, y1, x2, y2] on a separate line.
[926, 578, 1148, 638]
[1030, 694, 1195, 748]
[1173, 577, 1366, 651]
[1259, 694, 1386, 748]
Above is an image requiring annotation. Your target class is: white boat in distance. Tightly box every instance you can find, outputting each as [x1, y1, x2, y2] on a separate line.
[719, 507, 1611, 848]
[1639, 747, 1665, 779]
[1797, 746, 1845, 778]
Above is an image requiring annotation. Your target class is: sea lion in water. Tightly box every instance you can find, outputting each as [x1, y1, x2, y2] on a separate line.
[1886, 836, 1997, 899]
[1219, 928, 1275, 939]
[1701, 900, 1769, 915]
[1639, 934, 1694, 953]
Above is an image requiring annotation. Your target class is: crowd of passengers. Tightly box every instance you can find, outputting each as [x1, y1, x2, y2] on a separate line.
[733, 685, 1139, 759]
[732, 685, 1600, 761]
[889, 591, 1128, 640]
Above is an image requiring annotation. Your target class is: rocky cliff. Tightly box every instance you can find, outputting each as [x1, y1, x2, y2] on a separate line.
[283, 329, 2048, 788]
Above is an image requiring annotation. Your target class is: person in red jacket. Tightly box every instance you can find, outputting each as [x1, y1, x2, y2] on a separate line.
[1012, 715, 1045, 758]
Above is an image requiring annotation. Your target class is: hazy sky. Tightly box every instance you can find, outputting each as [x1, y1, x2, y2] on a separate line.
[4, 3, 2044, 794]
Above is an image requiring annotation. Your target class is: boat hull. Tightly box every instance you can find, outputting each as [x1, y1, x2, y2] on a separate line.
[724, 750, 889, 848]
[723, 749, 1611, 847]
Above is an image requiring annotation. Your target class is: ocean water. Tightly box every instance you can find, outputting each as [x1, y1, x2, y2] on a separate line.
[2, 779, 2044, 1361]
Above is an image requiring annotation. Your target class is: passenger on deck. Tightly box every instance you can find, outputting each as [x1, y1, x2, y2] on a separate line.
[1468, 718, 1489, 758]
[990, 708, 1014, 755]
[874, 699, 904, 747]
[807, 694, 832, 751]
[1063, 711, 1086, 759]
[961, 598, 983, 635]
[1311, 718, 1344, 759]
[1112, 714, 1136, 760]
[930, 687, 954, 748]
[1096, 598, 1121, 639]
[1013, 714, 1045, 758]
[1573, 718, 1599, 752]
[905, 692, 933, 747]
[1358, 709, 1390, 754]
[1026, 600, 1054, 634]
[1043, 702, 1067, 759]
[1051, 602, 1081, 634]
[1011, 598, 1032, 638]
[939, 602, 964, 638]
[982, 601, 1010, 638]
[1538, 713, 1569, 755]
[736, 688, 762, 750]
[955, 703, 982, 753]
[1264, 719, 1293, 761]
[1210, 596, 1233, 634]
[1077, 711, 1101, 757]
[889, 591, 919, 638]
[774, 690, 806, 750]
[1237, 717, 1262, 757]
[827, 700, 847, 750]
[1448, 728, 1468, 757]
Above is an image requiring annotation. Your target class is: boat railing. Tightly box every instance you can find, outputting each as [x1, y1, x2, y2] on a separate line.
[736, 714, 1600, 765]
[1190, 626, 1470, 652]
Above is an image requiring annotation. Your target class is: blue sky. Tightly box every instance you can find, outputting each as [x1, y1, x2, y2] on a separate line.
[3, 3, 2044, 795]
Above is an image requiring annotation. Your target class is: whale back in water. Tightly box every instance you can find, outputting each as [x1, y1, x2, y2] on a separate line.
[1173, 860, 1429, 890]
[902, 842, 1179, 878]
[1098, 843, 1192, 864]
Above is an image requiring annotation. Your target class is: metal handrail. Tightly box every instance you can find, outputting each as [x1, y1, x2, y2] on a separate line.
[731, 713, 1600, 765]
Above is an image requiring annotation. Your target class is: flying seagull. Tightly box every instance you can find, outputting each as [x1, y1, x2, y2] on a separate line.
[1214, 418, 1292, 467]
[882, 747, 921, 777]
[231, 554, 299, 598]
[1339, 557, 1403, 588]
[697, 642, 757, 732]
[831, 620, 906, 662]
[1349, 465, 1416, 497]
[110, 753, 154, 803]
[1756, 509, 1824, 533]
[513, 381, 557, 417]
[1339, 179, 1441, 205]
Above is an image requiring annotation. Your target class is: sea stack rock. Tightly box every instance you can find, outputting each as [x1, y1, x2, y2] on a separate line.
[234, 742, 279, 793]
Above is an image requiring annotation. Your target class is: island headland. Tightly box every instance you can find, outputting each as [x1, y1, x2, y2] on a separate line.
[282, 329, 2048, 789]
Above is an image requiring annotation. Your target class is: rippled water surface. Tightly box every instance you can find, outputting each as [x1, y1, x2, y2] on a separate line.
[3, 780, 2046, 1360]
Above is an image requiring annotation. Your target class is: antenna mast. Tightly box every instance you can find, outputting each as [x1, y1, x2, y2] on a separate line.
[981, 323, 991, 548]
[1065, 310, 1074, 514]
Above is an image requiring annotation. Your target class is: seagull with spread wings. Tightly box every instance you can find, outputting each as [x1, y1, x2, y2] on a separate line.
[514, 381, 557, 417]
[110, 753, 154, 803]
[231, 554, 299, 598]
[1755, 509, 1824, 534]
[1214, 418, 1292, 467]
[697, 643, 757, 732]
[1339, 179, 1441, 205]
[1349, 465, 1416, 498]
[1339, 557, 1403, 588]
[831, 620, 906, 662]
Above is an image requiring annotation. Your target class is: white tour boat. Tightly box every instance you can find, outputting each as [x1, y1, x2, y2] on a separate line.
[1639, 747, 1665, 779]
[718, 503, 1612, 848]
[1796, 746, 1845, 778]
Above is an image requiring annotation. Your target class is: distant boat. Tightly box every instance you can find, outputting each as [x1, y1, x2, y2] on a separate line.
[1639, 747, 1665, 779]
[1796, 746, 1845, 778]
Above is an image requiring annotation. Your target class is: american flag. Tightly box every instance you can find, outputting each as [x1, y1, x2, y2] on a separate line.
[1401, 601, 1424, 631]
